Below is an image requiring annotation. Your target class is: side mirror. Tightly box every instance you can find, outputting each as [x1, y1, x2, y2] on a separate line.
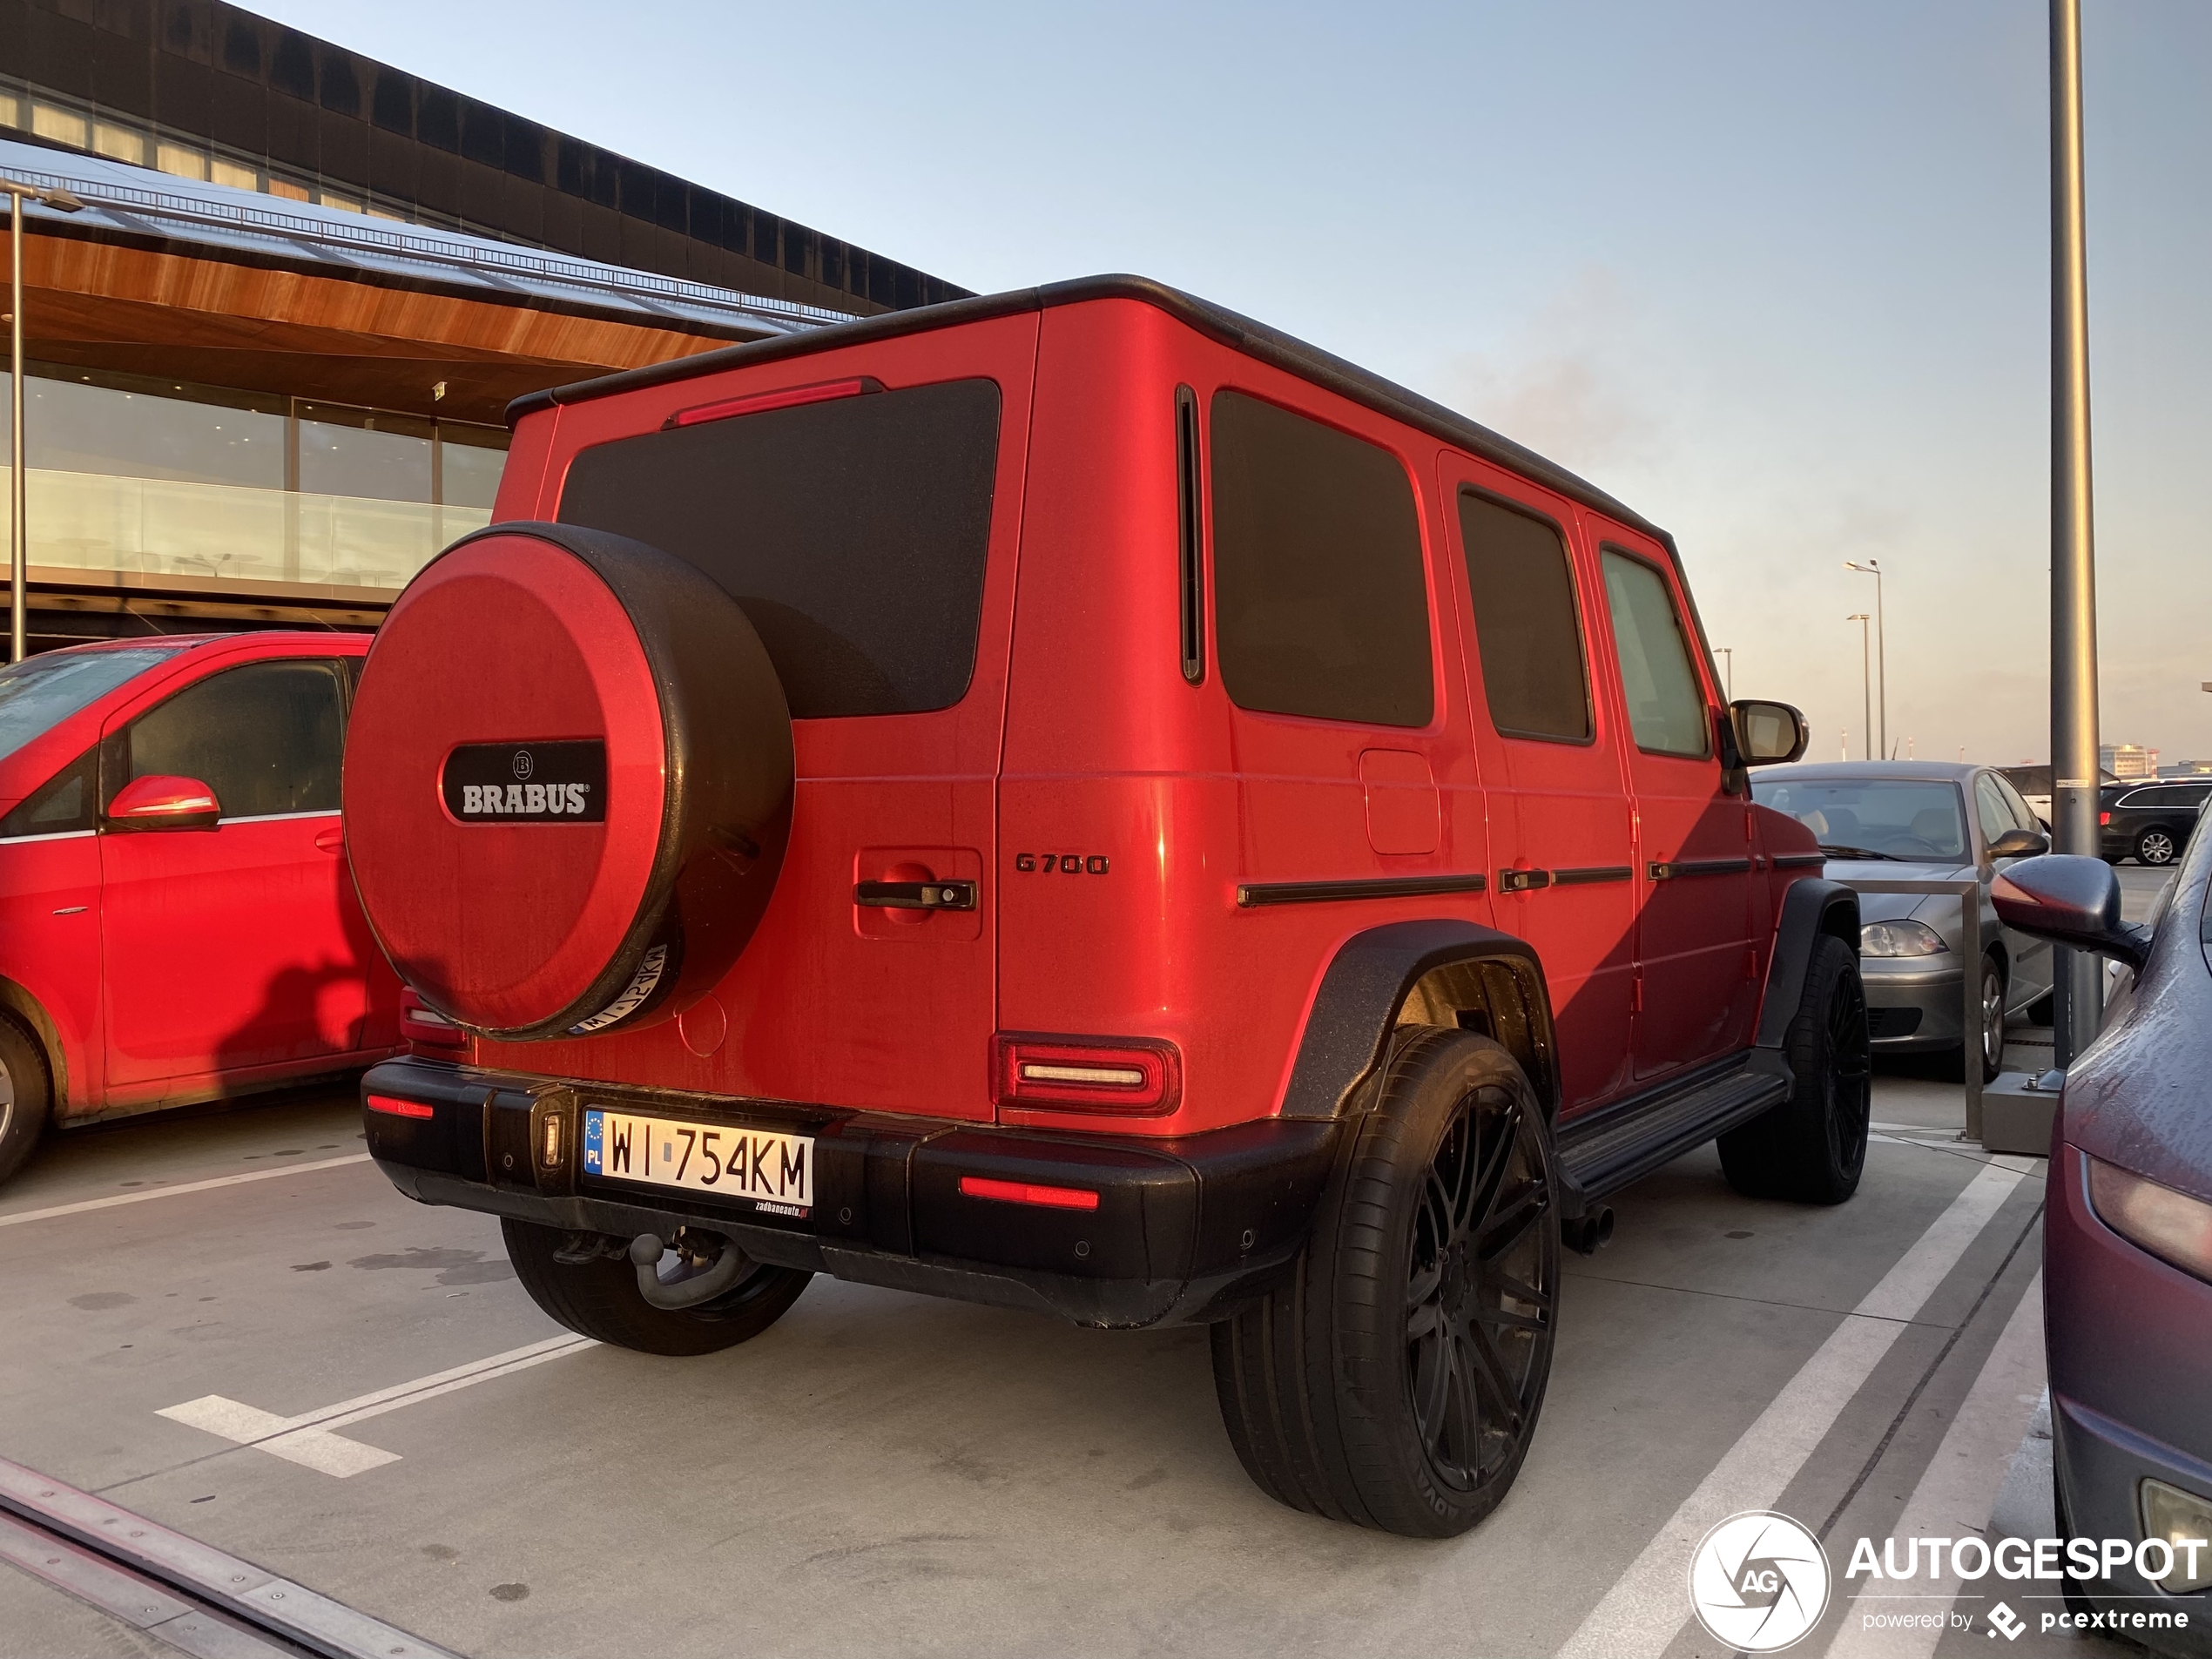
[1987, 827, 2050, 860]
[1990, 853, 2151, 971]
[107, 773, 222, 832]
[1731, 699, 1809, 765]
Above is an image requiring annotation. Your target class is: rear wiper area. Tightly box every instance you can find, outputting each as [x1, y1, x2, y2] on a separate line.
[1817, 843, 1904, 861]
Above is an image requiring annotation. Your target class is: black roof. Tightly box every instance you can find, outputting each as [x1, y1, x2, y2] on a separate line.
[509, 273, 1672, 549]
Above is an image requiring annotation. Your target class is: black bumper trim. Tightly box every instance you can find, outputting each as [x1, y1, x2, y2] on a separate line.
[364, 1058, 1340, 1330]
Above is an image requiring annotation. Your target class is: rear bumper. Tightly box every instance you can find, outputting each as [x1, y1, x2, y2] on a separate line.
[361, 1057, 1340, 1330]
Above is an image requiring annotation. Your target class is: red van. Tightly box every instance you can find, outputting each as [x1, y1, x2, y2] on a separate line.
[347, 278, 1863, 1536]
[0, 633, 401, 1184]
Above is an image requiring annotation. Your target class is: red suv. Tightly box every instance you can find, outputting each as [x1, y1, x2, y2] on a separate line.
[0, 632, 402, 1185]
[348, 278, 1864, 1537]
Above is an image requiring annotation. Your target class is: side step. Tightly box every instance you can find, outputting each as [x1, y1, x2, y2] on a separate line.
[1557, 1058, 1791, 1204]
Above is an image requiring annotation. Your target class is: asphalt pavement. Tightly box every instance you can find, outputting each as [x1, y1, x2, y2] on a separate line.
[0, 876, 2172, 1657]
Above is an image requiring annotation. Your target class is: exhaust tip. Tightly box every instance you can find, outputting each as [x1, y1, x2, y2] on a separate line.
[1562, 1207, 1615, 1256]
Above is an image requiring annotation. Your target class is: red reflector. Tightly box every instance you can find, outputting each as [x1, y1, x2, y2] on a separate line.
[367, 1094, 435, 1120]
[958, 1175, 1100, 1211]
[669, 376, 880, 428]
[995, 1034, 1181, 1115]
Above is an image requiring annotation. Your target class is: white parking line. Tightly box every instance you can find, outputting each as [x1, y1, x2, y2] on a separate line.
[1557, 1160, 2028, 1659]
[158, 1333, 596, 1477]
[0, 1155, 373, 1230]
[1823, 1273, 2047, 1658]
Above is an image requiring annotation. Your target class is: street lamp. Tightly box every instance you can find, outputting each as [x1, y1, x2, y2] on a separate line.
[1845, 558, 1885, 759]
[0, 176, 84, 664]
[1715, 646, 1733, 700]
[1848, 614, 1872, 760]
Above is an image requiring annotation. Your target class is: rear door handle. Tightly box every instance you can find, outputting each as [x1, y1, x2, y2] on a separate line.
[855, 880, 976, 911]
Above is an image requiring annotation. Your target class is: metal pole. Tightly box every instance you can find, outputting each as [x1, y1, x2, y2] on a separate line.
[1874, 564, 1887, 759]
[1850, 613, 1871, 759]
[9, 188, 22, 664]
[2050, 0, 2102, 1067]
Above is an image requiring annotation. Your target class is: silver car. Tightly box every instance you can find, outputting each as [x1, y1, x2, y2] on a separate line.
[1750, 761, 2055, 1078]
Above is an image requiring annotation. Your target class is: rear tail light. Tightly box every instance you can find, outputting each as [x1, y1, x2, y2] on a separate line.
[994, 1035, 1181, 1115]
[367, 1094, 435, 1120]
[2099, 811, 2111, 826]
[667, 375, 880, 429]
[400, 988, 468, 1049]
[958, 1176, 1100, 1211]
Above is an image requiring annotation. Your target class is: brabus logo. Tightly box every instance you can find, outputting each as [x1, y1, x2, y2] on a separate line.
[442, 740, 608, 824]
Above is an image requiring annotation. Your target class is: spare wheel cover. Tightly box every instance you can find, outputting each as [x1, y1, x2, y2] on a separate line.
[345, 522, 792, 1039]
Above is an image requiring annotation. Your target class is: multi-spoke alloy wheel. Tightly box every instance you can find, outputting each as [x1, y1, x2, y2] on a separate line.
[1404, 1078, 1555, 1494]
[1211, 1028, 1561, 1536]
[2137, 828, 2177, 867]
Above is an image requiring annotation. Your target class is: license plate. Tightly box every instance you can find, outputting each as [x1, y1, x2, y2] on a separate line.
[582, 1109, 813, 1215]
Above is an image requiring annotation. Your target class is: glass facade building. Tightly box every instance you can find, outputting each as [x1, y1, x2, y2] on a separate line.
[2, 364, 507, 593]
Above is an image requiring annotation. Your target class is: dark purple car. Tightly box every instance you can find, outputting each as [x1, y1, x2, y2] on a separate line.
[1994, 837, 2212, 1654]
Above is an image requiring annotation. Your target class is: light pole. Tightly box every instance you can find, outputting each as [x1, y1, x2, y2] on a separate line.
[1848, 614, 1871, 759]
[1, 176, 84, 664]
[2049, 0, 2101, 1066]
[1845, 559, 1885, 759]
[1715, 647, 1733, 700]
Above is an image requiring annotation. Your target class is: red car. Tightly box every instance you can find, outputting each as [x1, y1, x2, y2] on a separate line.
[0, 633, 401, 1184]
[347, 277, 1862, 1536]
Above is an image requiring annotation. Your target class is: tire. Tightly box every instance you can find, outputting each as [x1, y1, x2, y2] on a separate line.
[0, 1012, 53, 1189]
[2135, 826, 2179, 867]
[2025, 989, 2054, 1028]
[502, 1217, 811, 1357]
[1946, 954, 2006, 1085]
[1718, 934, 1871, 1204]
[1211, 1028, 1561, 1537]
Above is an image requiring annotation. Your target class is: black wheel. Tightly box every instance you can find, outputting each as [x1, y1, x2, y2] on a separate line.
[501, 1217, 811, 1356]
[2135, 826, 2179, 867]
[0, 1012, 53, 1190]
[1211, 1028, 1560, 1537]
[1719, 934, 1871, 1204]
[2025, 989, 2054, 1028]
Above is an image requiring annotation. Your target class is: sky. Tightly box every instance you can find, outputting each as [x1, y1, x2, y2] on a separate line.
[266, 1, 2212, 766]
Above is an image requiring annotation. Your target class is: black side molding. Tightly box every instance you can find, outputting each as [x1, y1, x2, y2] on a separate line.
[1649, 858, 1754, 880]
[1276, 919, 1555, 1120]
[1238, 873, 1487, 907]
[1757, 878, 1860, 1049]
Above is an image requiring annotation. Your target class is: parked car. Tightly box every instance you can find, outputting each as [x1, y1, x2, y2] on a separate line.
[1750, 761, 2054, 1079]
[1992, 846, 2212, 1654]
[347, 275, 1867, 1538]
[0, 633, 401, 1185]
[2101, 779, 2209, 867]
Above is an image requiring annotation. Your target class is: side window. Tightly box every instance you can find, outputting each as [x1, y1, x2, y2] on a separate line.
[1599, 550, 1709, 758]
[1456, 490, 1590, 741]
[1210, 390, 1433, 727]
[107, 659, 346, 820]
[1993, 772, 2040, 830]
[1974, 774, 2014, 846]
[0, 746, 98, 839]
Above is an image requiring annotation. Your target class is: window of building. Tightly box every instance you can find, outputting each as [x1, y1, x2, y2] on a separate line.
[558, 380, 1001, 718]
[9, 367, 286, 489]
[1457, 489, 1590, 742]
[298, 405, 434, 502]
[438, 425, 509, 510]
[1601, 550, 1709, 758]
[110, 659, 346, 820]
[1209, 390, 1433, 728]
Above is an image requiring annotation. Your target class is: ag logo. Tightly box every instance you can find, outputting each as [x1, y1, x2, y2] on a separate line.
[1688, 1510, 1831, 1652]
[511, 749, 534, 780]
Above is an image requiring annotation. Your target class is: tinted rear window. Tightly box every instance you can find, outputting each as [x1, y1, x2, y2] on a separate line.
[1457, 490, 1590, 741]
[1210, 390, 1432, 727]
[558, 380, 1001, 718]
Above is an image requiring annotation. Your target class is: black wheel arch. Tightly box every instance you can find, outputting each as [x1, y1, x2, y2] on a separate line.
[1756, 879, 1861, 1051]
[1277, 920, 1559, 1123]
[0, 979, 64, 1111]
